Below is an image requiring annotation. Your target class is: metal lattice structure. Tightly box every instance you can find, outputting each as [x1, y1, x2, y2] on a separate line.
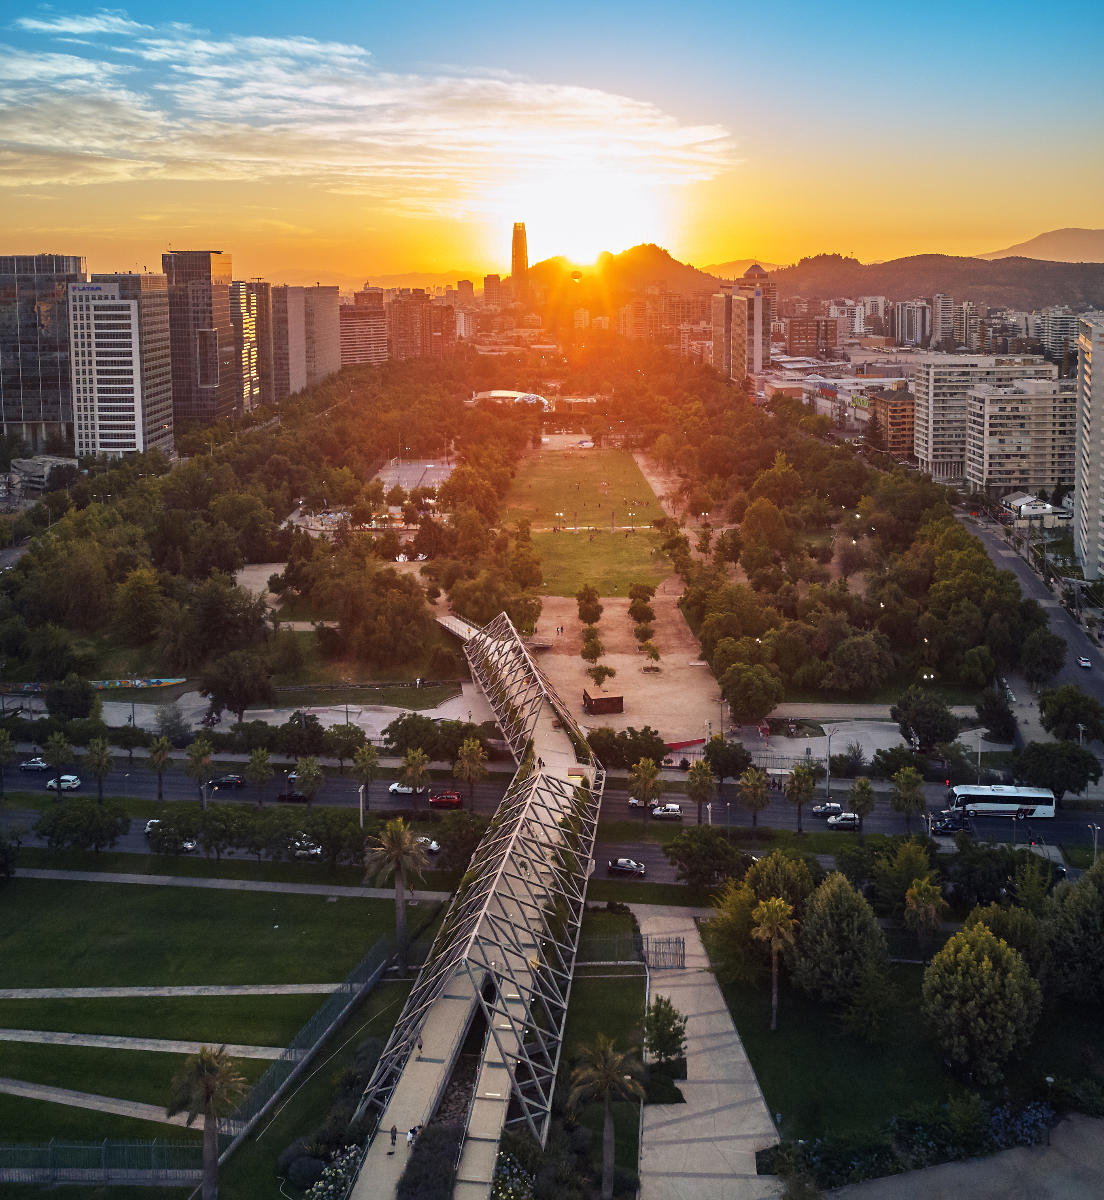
[352, 612, 604, 1147]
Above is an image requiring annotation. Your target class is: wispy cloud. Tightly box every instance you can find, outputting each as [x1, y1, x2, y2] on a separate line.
[2, 12, 735, 210]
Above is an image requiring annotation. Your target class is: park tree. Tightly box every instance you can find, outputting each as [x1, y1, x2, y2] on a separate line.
[147, 735, 172, 801]
[975, 687, 1017, 743]
[704, 736, 752, 796]
[1038, 685, 1104, 744]
[1043, 859, 1104, 1002]
[44, 672, 96, 721]
[904, 877, 948, 956]
[567, 1035, 645, 1200]
[353, 743, 380, 814]
[825, 632, 894, 694]
[737, 765, 771, 828]
[685, 759, 716, 826]
[363, 817, 430, 971]
[156, 701, 191, 747]
[293, 756, 324, 805]
[35, 797, 128, 852]
[576, 583, 603, 626]
[453, 736, 488, 809]
[166, 1046, 247, 1200]
[324, 723, 366, 772]
[1017, 740, 1101, 801]
[664, 826, 746, 891]
[921, 925, 1041, 1083]
[890, 686, 959, 751]
[890, 766, 926, 833]
[644, 995, 688, 1067]
[873, 838, 936, 918]
[752, 897, 796, 1032]
[848, 777, 876, 837]
[113, 566, 165, 642]
[707, 878, 763, 986]
[83, 736, 113, 803]
[588, 664, 617, 689]
[436, 810, 490, 873]
[719, 663, 783, 725]
[399, 747, 431, 795]
[1021, 628, 1067, 687]
[745, 849, 815, 914]
[200, 649, 274, 724]
[791, 872, 887, 1008]
[966, 903, 1048, 978]
[246, 747, 273, 807]
[581, 628, 604, 664]
[383, 711, 438, 757]
[628, 756, 662, 815]
[784, 762, 816, 834]
[43, 731, 72, 802]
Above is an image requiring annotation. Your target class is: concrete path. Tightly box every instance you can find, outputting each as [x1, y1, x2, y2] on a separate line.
[0, 983, 341, 999]
[13, 866, 449, 903]
[630, 905, 780, 1200]
[0, 1028, 283, 1059]
[0, 1076, 207, 1129]
[830, 1113, 1104, 1200]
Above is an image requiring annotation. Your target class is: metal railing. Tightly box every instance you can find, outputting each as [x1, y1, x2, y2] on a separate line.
[0, 1138, 201, 1185]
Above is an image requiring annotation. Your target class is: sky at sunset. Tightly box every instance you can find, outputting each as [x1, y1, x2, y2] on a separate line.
[3, 2, 1103, 284]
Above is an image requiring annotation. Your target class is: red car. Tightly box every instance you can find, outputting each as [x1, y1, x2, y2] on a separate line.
[428, 791, 463, 810]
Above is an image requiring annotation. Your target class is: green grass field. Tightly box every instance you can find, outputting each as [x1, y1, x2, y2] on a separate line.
[531, 529, 668, 596]
[502, 447, 665, 529]
[0, 1091, 202, 1145]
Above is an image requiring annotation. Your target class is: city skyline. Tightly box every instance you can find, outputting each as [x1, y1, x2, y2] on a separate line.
[3, 3, 1103, 281]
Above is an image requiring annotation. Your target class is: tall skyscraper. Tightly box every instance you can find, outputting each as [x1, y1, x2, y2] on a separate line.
[1074, 314, 1104, 578]
[483, 274, 502, 307]
[0, 253, 86, 448]
[735, 264, 773, 374]
[303, 285, 341, 386]
[68, 274, 173, 457]
[230, 281, 273, 410]
[271, 285, 307, 401]
[161, 250, 236, 424]
[930, 293, 955, 349]
[511, 223, 528, 301]
[894, 299, 932, 346]
[711, 285, 749, 383]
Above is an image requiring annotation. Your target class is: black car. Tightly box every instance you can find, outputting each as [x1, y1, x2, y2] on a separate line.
[607, 857, 646, 877]
[276, 790, 309, 804]
[811, 801, 842, 818]
[208, 774, 245, 789]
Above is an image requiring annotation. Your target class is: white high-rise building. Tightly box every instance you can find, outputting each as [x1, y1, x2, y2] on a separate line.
[1040, 306, 1081, 363]
[303, 285, 340, 386]
[829, 302, 865, 339]
[1074, 314, 1104, 578]
[894, 299, 931, 346]
[930, 293, 955, 348]
[68, 274, 173, 457]
[860, 295, 887, 321]
[912, 355, 1057, 480]
[965, 379, 1076, 495]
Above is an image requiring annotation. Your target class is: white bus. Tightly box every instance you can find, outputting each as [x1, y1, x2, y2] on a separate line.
[945, 784, 1056, 819]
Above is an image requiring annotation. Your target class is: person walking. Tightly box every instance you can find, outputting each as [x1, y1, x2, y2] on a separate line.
[390, 1125, 397, 1147]
[407, 1127, 415, 1149]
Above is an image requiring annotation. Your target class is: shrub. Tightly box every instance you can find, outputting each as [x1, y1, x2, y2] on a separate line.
[287, 1155, 326, 1189]
[396, 1124, 463, 1200]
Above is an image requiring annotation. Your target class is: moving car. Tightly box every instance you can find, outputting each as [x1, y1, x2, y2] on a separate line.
[19, 757, 48, 771]
[46, 775, 81, 791]
[389, 781, 428, 795]
[811, 801, 842, 818]
[650, 803, 683, 821]
[428, 791, 463, 810]
[607, 857, 646, 877]
[416, 836, 441, 855]
[276, 790, 309, 804]
[208, 774, 245, 789]
[1079, 656, 1092, 669]
[826, 811, 860, 829]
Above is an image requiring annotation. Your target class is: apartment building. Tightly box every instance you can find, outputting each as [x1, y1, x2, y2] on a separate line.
[965, 379, 1076, 495]
[1074, 314, 1104, 578]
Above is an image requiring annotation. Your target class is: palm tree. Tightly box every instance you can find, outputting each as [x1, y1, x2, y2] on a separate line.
[245, 747, 273, 807]
[453, 736, 488, 809]
[738, 766, 770, 828]
[44, 731, 71, 802]
[751, 897, 796, 1032]
[399, 747, 430, 794]
[186, 735, 214, 808]
[628, 756, 662, 821]
[147, 735, 172, 802]
[686, 759, 716, 826]
[0, 728, 14, 801]
[890, 767, 925, 834]
[567, 1034, 645, 1200]
[363, 817, 429, 971]
[84, 736, 113, 803]
[904, 877, 947, 958]
[293, 755, 323, 805]
[848, 776, 875, 839]
[166, 1045, 246, 1200]
[784, 763, 815, 834]
[353, 743, 379, 815]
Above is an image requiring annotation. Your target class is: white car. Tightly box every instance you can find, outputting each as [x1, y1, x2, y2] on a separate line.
[389, 781, 427, 795]
[292, 835, 322, 858]
[415, 836, 441, 855]
[46, 775, 80, 791]
[19, 757, 48, 771]
[1079, 656, 1092, 669]
[827, 811, 861, 830]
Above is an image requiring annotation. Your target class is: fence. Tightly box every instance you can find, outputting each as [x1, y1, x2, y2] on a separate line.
[0, 1139, 201, 1185]
[640, 934, 686, 969]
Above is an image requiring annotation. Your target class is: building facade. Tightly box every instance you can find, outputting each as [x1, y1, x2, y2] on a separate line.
[965, 379, 1076, 495]
[340, 289, 388, 366]
[1040, 306, 1081, 364]
[0, 253, 86, 448]
[912, 355, 1058, 480]
[483, 275, 502, 307]
[68, 274, 173, 457]
[868, 386, 915, 457]
[1074, 314, 1104, 578]
[930, 293, 955, 349]
[511, 223, 528, 301]
[271, 285, 307, 401]
[388, 294, 456, 360]
[711, 287, 748, 384]
[230, 280, 273, 412]
[894, 299, 931, 346]
[303, 286, 340, 387]
[161, 250, 236, 424]
[784, 315, 837, 356]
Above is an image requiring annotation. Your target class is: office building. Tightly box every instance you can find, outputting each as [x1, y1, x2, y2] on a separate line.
[930, 293, 955, 349]
[965, 378, 1076, 496]
[736, 264, 773, 374]
[271, 285, 307, 401]
[456, 279, 475, 306]
[1074, 314, 1104, 578]
[784, 316, 837, 357]
[483, 274, 502, 307]
[511, 223, 528, 301]
[230, 281, 273, 412]
[0, 253, 86, 447]
[894, 299, 931, 346]
[912, 355, 1057, 480]
[303, 286, 340, 387]
[829, 302, 864, 340]
[388, 293, 456, 360]
[68, 274, 173, 457]
[711, 286, 749, 384]
[954, 301, 980, 352]
[868, 387, 915, 457]
[162, 250, 236, 424]
[860, 295, 888, 322]
[1040, 306, 1081, 365]
[340, 287, 387, 366]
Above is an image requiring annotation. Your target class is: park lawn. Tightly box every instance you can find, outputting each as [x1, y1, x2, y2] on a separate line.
[219, 980, 413, 1200]
[501, 447, 665, 529]
[273, 682, 460, 711]
[0, 994, 321, 1046]
[783, 675, 980, 707]
[1, 1043, 269, 1110]
[531, 529, 668, 597]
[0, 879, 394, 988]
[576, 908, 637, 962]
[0, 1091, 202, 1144]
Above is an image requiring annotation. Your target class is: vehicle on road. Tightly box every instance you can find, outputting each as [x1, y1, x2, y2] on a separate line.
[46, 775, 81, 791]
[428, 791, 463, 810]
[811, 801, 842, 818]
[1079, 656, 1092, 669]
[292, 835, 322, 858]
[627, 797, 655, 808]
[931, 815, 971, 836]
[826, 812, 860, 829]
[19, 757, 48, 771]
[651, 803, 683, 821]
[607, 857, 646, 877]
[945, 784, 1055, 819]
[416, 836, 441, 855]
[389, 781, 428, 795]
[208, 774, 245, 789]
[276, 790, 309, 804]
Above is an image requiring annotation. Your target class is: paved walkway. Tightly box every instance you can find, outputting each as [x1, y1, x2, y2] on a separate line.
[0, 983, 341, 999]
[0, 1028, 283, 1059]
[630, 905, 780, 1200]
[0, 1077, 207, 1129]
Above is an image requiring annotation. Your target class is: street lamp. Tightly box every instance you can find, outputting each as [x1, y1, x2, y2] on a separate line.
[975, 729, 984, 783]
[825, 729, 834, 800]
[1090, 824, 1101, 864]
[1078, 722, 1086, 747]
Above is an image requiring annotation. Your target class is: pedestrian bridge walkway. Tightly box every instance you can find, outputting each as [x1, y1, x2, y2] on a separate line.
[350, 613, 604, 1200]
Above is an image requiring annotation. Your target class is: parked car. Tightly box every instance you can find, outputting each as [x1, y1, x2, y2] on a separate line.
[416, 836, 441, 855]
[811, 801, 842, 818]
[1079, 656, 1092, 669]
[46, 775, 81, 791]
[208, 774, 245, 789]
[627, 797, 656, 808]
[650, 803, 683, 821]
[276, 790, 309, 804]
[826, 811, 860, 829]
[389, 781, 428, 795]
[292, 835, 322, 858]
[607, 857, 646, 877]
[428, 791, 463, 810]
[19, 757, 48, 771]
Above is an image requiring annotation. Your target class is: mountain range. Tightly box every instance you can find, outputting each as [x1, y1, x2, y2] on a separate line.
[979, 228, 1104, 262]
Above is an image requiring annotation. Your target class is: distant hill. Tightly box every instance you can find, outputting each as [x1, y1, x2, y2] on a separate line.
[980, 228, 1104, 263]
[530, 243, 720, 294]
[771, 252, 1104, 311]
[703, 258, 781, 277]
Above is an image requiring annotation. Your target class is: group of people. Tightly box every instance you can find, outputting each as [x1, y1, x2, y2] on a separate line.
[389, 1123, 422, 1149]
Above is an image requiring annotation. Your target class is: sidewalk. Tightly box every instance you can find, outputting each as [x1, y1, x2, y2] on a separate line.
[630, 905, 780, 1200]
[0, 983, 342, 999]
[0, 1028, 284, 1059]
[0, 1077, 205, 1129]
